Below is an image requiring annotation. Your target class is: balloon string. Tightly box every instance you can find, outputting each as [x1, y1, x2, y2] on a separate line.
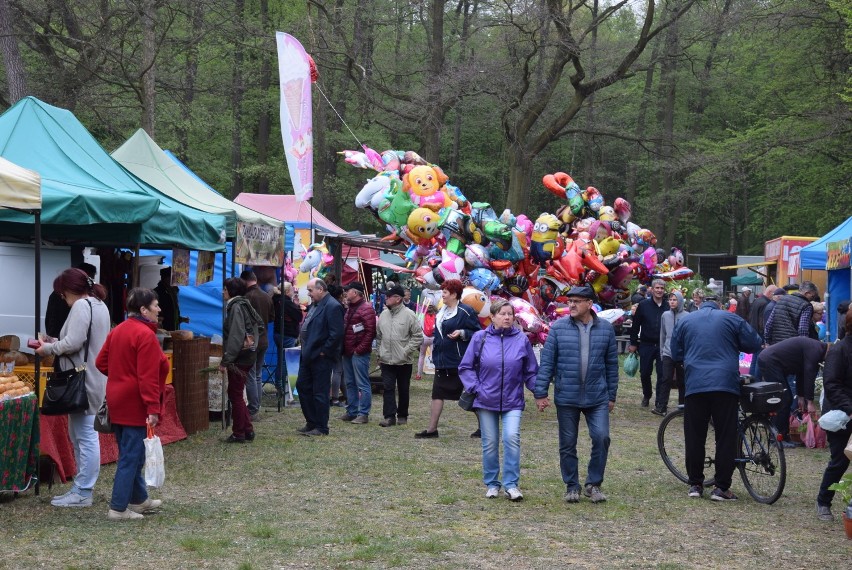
[315, 82, 363, 149]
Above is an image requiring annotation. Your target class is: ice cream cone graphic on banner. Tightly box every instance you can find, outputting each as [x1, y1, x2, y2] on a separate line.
[276, 32, 314, 201]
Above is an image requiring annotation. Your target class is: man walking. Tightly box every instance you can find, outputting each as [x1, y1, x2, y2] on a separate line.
[670, 296, 762, 501]
[296, 278, 344, 436]
[736, 287, 753, 319]
[535, 286, 619, 504]
[241, 270, 274, 422]
[628, 279, 667, 407]
[375, 286, 423, 427]
[339, 283, 377, 425]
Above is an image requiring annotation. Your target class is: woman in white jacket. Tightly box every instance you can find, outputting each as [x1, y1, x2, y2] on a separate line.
[36, 268, 111, 507]
[654, 290, 685, 416]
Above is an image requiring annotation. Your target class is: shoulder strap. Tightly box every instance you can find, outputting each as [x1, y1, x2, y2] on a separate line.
[474, 332, 486, 373]
[64, 300, 93, 370]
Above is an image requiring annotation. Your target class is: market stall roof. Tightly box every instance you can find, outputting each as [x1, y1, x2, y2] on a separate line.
[730, 273, 763, 286]
[113, 129, 293, 249]
[235, 192, 344, 232]
[0, 157, 41, 212]
[800, 217, 852, 270]
[0, 97, 226, 251]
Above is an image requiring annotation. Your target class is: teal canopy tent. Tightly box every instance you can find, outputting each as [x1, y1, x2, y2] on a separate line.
[0, 97, 226, 251]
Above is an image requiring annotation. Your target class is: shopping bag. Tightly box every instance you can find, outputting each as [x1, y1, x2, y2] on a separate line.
[144, 425, 165, 488]
[623, 352, 639, 377]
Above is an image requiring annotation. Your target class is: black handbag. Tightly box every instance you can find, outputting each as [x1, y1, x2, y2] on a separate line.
[41, 301, 92, 416]
[458, 390, 476, 411]
[93, 398, 113, 433]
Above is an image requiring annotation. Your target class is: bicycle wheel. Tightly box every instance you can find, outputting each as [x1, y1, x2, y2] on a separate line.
[657, 408, 715, 486]
[738, 416, 786, 504]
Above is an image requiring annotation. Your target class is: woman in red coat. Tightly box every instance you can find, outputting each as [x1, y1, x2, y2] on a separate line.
[96, 288, 169, 521]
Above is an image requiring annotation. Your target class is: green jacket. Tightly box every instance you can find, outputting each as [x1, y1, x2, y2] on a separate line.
[375, 304, 423, 365]
[223, 296, 263, 366]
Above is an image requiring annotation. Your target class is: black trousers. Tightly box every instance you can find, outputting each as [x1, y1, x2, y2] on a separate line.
[760, 366, 795, 438]
[381, 363, 412, 419]
[817, 424, 852, 507]
[684, 392, 739, 491]
[296, 356, 333, 434]
[658, 356, 684, 409]
[638, 343, 662, 399]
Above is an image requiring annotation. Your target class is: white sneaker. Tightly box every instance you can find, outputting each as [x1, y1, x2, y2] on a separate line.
[51, 492, 92, 508]
[107, 508, 144, 521]
[129, 498, 162, 514]
[505, 488, 524, 501]
[485, 486, 500, 498]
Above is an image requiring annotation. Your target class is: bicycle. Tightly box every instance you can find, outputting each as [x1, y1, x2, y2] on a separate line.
[657, 378, 787, 504]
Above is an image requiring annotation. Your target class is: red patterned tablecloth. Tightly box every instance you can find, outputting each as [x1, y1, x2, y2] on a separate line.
[0, 393, 39, 492]
[39, 385, 187, 482]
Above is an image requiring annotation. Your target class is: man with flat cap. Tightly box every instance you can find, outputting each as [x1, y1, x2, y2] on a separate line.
[534, 285, 619, 505]
[340, 282, 377, 424]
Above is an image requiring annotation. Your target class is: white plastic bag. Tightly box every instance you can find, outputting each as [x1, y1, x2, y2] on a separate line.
[144, 425, 165, 488]
[818, 409, 851, 432]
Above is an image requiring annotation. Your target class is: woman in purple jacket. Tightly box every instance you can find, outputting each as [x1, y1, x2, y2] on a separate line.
[459, 299, 539, 501]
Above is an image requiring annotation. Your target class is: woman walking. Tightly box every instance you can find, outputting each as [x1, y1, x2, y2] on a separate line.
[414, 279, 481, 439]
[36, 268, 110, 508]
[459, 300, 538, 500]
[221, 277, 262, 443]
[95, 288, 169, 520]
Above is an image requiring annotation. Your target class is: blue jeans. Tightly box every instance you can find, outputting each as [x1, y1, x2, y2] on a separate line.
[477, 409, 522, 490]
[110, 425, 148, 511]
[343, 354, 372, 416]
[68, 412, 100, 497]
[556, 403, 611, 490]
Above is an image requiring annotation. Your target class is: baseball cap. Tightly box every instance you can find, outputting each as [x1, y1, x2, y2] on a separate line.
[386, 286, 406, 298]
[343, 282, 365, 294]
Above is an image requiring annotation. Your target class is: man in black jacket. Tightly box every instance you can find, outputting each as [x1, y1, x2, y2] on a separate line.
[746, 285, 778, 378]
[271, 282, 302, 399]
[241, 270, 274, 421]
[628, 279, 668, 407]
[758, 336, 829, 447]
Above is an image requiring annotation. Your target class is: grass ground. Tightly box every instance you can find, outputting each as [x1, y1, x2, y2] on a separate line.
[3, 369, 850, 569]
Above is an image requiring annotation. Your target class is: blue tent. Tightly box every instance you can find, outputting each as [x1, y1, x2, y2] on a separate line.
[800, 216, 852, 340]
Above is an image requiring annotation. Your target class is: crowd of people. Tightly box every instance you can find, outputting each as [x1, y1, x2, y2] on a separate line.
[35, 265, 852, 523]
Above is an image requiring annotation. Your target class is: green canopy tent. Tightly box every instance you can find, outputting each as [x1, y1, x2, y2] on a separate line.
[0, 97, 226, 252]
[730, 273, 763, 287]
[112, 129, 292, 260]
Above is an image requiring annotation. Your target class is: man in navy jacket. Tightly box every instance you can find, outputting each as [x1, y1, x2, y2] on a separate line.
[535, 286, 619, 504]
[671, 297, 762, 501]
[296, 278, 345, 436]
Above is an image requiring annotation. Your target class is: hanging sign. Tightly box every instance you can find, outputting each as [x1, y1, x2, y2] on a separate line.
[196, 250, 216, 285]
[171, 249, 190, 286]
[235, 222, 285, 267]
[826, 237, 851, 270]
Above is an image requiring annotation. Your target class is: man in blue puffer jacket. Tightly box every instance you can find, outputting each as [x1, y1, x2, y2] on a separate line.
[670, 296, 762, 501]
[535, 286, 619, 504]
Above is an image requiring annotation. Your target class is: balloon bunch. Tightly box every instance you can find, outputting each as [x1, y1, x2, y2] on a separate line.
[342, 148, 694, 339]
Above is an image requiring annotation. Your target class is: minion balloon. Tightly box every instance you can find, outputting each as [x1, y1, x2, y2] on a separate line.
[530, 213, 564, 263]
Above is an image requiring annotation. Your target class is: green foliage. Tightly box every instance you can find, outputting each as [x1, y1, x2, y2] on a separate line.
[0, 0, 847, 255]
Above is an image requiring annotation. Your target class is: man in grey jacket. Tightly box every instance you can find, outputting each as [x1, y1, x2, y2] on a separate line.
[375, 286, 423, 427]
[654, 290, 686, 415]
[535, 286, 619, 504]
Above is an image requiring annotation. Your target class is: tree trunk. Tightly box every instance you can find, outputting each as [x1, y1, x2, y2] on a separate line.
[653, 21, 679, 249]
[256, 0, 271, 194]
[582, 0, 599, 178]
[140, 0, 156, 137]
[505, 144, 534, 214]
[0, 0, 28, 103]
[175, 0, 203, 162]
[230, 0, 245, 199]
[624, 39, 661, 203]
[417, 0, 446, 162]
